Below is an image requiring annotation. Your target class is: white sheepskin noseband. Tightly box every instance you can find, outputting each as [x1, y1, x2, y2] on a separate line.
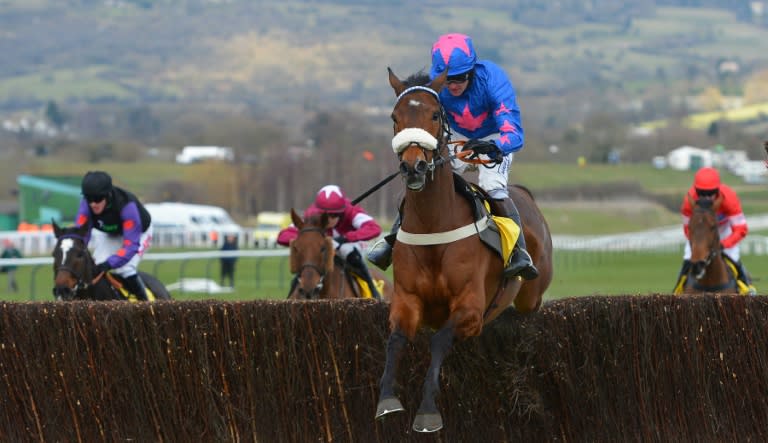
[391, 128, 438, 153]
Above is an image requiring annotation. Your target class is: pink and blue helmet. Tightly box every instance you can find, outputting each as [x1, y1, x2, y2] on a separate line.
[430, 33, 477, 79]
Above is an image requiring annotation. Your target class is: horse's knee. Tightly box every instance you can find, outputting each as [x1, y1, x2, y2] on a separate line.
[451, 309, 483, 338]
[514, 289, 542, 313]
[389, 307, 421, 339]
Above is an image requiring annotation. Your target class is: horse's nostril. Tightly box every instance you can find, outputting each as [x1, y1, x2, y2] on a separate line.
[415, 160, 428, 174]
[399, 162, 409, 175]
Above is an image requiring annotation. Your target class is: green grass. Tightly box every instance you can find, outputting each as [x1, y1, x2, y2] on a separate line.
[9, 248, 768, 303]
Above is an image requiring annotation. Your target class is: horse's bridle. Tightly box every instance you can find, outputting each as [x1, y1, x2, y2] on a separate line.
[393, 86, 453, 180]
[52, 234, 92, 300]
[690, 206, 726, 283]
[293, 227, 330, 300]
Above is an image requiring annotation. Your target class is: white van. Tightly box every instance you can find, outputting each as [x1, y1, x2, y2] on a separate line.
[145, 203, 242, 236]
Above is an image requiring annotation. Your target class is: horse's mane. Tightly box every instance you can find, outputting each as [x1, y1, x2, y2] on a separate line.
[402, 70, 431, 88]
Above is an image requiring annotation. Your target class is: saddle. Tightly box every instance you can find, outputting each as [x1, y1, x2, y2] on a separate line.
[104, 273, 157, 302]
[335, 257, 383, 299]
[451, 174, 519, 263]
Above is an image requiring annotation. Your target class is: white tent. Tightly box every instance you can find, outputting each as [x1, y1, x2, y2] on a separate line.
[666, 145, 713, 171]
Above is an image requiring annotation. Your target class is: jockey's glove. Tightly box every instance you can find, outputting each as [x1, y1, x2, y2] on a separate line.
[334, 235, 348, 245]
[463, 139, 503, 162]
[94, 262, 111, 276]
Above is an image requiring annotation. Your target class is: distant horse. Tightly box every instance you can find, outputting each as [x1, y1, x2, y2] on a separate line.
[375, 69, 553, 432]
[52, 222, 172, 301]
[287, 209, 392, 300]
[683, 195, 738, 294]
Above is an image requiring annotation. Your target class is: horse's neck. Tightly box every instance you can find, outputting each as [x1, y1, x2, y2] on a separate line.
[324, 266, 354, 299]
[402, 168, 467, 231]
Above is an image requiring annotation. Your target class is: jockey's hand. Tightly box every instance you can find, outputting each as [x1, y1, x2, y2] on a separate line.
[462, 139, 503, 162]
[94, 262, 111, 276]
[333, 235, 348, 245]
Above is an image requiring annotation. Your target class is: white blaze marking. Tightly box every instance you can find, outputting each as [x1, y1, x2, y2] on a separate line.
[60, 238, 74, 265]
[408, 99, 422, 107]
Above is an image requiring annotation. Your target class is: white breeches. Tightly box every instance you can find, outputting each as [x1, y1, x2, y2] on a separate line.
[90, 225, 153, 277]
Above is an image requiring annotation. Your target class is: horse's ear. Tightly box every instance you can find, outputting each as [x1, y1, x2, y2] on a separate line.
[713, 192, 724, 212]
[324, 237, 335, 273]
[52, 220, 62, 238]
[76, 223, 89, 238]
[430, 69, 447, 93]
[288, 238, 299, 274]
[388, 67, 406, 96]
[290, 208, 303, 230]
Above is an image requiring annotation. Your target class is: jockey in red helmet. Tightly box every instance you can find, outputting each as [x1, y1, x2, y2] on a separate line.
[278, 185, 383, 299]
[673, 167, 755, 294]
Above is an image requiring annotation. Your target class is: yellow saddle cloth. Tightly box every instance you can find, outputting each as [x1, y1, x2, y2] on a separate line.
[352, 275, 385, 299]
[482, 201, 520, 265]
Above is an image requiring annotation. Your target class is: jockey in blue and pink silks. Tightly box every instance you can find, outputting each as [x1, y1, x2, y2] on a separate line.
[368, 32, 539, 281]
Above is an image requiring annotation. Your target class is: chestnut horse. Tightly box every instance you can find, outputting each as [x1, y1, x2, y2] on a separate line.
[375, 69, 553, 432]
[683, 195, 738, 294]
[287, 209, 392, 300]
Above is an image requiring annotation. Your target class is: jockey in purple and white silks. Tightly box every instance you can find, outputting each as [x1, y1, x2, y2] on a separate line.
[75, 171, 154, 301]
[367, 33, 538, 281]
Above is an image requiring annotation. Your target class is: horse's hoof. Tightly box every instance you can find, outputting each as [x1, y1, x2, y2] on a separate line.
[412, 412, 443, 433]
[375, 397, 405, 419]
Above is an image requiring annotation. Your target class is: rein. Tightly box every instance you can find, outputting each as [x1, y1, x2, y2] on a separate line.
[352, 86, 463, 206]
[689, 205, 735, 291]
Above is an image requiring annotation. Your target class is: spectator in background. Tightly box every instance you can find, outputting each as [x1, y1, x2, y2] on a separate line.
[220, 234, 238, 288]
[0, 239, 22, 293]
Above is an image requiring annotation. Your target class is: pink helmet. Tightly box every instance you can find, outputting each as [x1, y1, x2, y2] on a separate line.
[314, 185, 346, 213]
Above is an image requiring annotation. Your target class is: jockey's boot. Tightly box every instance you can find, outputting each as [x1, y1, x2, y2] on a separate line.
[123, 274, 149, 301]
[673, 259, 692, 294]
[367, 215, 401, 271]
[490, 198, 539, 280]
[733, 259, 757, 295]
[347, 249, 382, 300]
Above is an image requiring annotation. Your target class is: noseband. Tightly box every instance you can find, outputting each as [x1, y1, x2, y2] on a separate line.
[293, 227, 330, 299]
[391, 86, 452, 181]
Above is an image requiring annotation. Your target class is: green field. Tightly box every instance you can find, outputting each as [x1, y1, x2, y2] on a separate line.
[7, 248, 767, 303]
[5, 159, 768, 302]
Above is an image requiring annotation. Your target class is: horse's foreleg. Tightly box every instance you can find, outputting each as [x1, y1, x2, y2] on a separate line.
[375, 328, 408, 419]
[413, 323, 455, 433]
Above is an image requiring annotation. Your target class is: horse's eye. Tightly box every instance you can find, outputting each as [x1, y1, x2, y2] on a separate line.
[432, 111, 440, 121]
[390, 113, 397, 123]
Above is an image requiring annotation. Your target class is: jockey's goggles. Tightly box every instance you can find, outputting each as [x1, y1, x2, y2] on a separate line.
[85, 194, 107, 203]
[695, 188, 719, 198]
[445, 72, 470, 84]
